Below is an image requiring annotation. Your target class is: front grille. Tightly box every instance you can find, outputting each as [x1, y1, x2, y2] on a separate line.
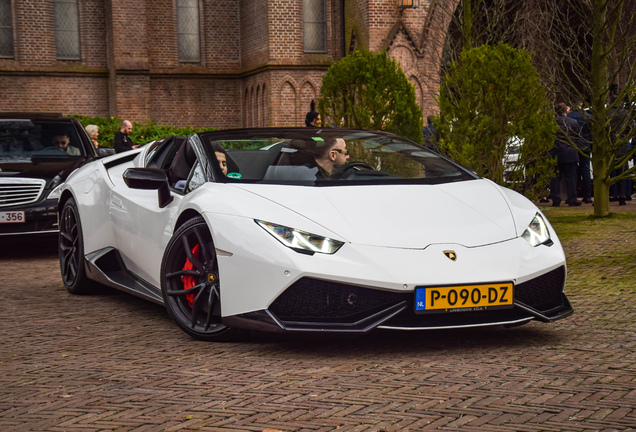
[269, 278, 405, 323]
[0, 179, 46, 207]
[514, 266, 565, 311]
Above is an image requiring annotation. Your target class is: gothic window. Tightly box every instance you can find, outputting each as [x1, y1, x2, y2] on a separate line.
[303, 0, 326, 53]
[177, 0, 200, 62]
[0, 0, 14, 58]
[54, 0, 81, 60]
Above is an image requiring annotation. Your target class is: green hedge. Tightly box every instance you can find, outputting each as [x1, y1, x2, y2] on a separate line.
[68, 115, 218, 148]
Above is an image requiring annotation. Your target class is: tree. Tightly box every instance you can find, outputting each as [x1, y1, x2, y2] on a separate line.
[538, 0, 636, 216]
[317, 50, 423, 143]
[436, 43, 557, 200]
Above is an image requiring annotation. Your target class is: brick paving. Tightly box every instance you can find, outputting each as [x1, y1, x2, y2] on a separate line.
[1, 201, 635, 431]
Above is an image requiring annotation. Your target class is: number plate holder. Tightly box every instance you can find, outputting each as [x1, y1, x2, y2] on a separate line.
[415, 282, 514, 314]
[0, 211, 26, 224]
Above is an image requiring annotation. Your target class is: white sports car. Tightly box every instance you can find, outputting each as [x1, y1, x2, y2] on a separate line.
[57, 128, 573, 341]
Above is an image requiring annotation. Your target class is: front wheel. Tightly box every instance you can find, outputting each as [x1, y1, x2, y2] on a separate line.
[59, 197, 91, 294]
[160, 216, 240, 341]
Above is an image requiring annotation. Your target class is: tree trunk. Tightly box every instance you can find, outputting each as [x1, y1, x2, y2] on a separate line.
[590, 0, 611, 217]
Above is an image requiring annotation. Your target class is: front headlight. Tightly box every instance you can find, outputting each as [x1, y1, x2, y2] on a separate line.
[46, 176, 64, 200]
[521, 213, 551, 246]
[256, 220, 344, 255]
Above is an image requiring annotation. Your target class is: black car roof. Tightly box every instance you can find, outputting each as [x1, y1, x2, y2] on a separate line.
[0, 112, 64, 119]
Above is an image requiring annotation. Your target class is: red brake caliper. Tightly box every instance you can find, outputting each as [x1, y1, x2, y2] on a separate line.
[181, 244, 200, 307]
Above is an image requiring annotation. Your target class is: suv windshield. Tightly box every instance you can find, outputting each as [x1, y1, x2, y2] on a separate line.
[200, 129, 475, 185]
[0, 119, 85, 162]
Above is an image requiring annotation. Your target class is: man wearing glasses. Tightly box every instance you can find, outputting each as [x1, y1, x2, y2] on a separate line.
[52, 132, 81, 156]
[315, 137, 350, 179]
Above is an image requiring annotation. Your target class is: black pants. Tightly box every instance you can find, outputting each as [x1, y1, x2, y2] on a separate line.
[550, 162, 578, 205]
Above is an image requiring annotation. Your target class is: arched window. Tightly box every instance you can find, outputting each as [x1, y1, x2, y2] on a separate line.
[177, 0, 200, 62]
[303, 0, 326, 53]
[54, 0, 80, 60]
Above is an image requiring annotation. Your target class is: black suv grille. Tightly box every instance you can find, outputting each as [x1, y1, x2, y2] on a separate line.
[269, 278, 405, 322]
[514, 266, 565, 311]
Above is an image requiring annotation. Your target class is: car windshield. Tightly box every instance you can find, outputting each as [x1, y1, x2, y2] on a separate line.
[200, 129, 475, 185]
[0, 119, 85, 162]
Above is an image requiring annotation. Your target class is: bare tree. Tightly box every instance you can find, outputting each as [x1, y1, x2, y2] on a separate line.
[525, 0, 636, 215]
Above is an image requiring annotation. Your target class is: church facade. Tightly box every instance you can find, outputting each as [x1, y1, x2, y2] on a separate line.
[0, 0, 452, 128]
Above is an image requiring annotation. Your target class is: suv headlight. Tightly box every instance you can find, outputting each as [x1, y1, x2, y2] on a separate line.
[521, 213, 551, 246]
[256, 220, 344, 255]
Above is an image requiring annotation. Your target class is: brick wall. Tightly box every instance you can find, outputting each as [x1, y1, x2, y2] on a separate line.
[240, 0, 269, 70]
[151, 77, 241, 129]
[0, 74, 109, 116]
[0, 0, 448, 128]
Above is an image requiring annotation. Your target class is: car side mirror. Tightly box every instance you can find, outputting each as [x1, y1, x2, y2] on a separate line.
[122, 168, 174, 208]
[96, 147, 115, 158]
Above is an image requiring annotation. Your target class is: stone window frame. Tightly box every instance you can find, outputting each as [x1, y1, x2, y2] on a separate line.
[176, 0, 201, 63]
[303, 0, 327, 53]
[54, 0, 81, 60]
[0, 0, 15, 58]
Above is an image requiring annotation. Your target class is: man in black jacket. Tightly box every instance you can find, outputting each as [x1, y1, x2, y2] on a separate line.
[550, 103, 581, 206]
[568, 99, 593, 203]
[114, 120, 138, 153]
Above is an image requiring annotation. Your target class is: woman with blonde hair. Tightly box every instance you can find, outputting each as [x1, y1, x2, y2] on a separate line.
[85, 124, 99, 148]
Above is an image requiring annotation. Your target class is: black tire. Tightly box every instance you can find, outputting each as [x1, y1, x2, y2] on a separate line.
[160, 216, 240, 341]
[59, 197, 91, 294]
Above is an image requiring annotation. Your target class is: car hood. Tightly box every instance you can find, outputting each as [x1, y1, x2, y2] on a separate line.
[231, 179, 518, 248]
[0, 158, 86, 182]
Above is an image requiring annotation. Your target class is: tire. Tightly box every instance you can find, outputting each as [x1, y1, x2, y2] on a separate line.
[160, 216, 240, 341]
[59, 197, 92, 294]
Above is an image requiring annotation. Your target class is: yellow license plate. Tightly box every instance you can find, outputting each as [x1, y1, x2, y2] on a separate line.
[415, 282, 514, 314]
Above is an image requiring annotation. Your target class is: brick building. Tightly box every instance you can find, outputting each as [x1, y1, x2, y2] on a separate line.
[0, 0, 451, 128]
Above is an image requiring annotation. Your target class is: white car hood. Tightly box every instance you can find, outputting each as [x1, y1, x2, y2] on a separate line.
[231, 179, 518, 249]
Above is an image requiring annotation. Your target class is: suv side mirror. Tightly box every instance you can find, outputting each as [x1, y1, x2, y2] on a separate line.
[123, 168, 174, 208]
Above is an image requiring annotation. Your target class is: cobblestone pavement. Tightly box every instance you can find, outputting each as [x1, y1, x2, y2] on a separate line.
[1, 201, 635, 432]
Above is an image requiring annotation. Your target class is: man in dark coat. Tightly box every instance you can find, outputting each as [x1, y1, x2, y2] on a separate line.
[550, 103, 581, 206]
[567, 99, 593, 203]
[422, 115, 438, 152]
[607, 97, 634, 205]
[114, 120, 138, 153]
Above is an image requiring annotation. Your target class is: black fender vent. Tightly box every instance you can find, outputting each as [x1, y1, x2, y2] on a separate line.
[269, 278, 405, 323]
[514, 266, 566, 311]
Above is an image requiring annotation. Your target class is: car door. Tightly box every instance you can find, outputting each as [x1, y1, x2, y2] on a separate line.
[110, 136, 210, 289]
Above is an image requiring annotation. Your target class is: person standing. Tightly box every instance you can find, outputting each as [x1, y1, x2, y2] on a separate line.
[422, 115, 438, 152]
[550, 103, 581, 206]
[305, 100, 320, 127]
[114, 120, 138, 153]
[607, 96, 634, 206]
[567, 99, 593, 203]
[85, 124, 99, 148]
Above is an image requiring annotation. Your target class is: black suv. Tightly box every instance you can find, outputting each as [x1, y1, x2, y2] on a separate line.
[0, 113, 111, 237]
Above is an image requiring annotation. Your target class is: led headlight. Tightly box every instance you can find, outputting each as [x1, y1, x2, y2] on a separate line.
[521, 212, 551, 246]
[256, 220, 344, 254]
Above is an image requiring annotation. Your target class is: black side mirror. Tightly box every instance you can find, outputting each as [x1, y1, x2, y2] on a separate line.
[97, 147, 115, 158]
[123, 168, 174, 208]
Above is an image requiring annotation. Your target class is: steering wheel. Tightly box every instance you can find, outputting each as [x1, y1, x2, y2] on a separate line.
[332, 162, 376, 179]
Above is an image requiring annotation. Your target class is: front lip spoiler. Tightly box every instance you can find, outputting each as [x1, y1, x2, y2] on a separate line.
[223, 294, 574, 334]
[514, 293, 574, 323]
[223, 301, 408, 333]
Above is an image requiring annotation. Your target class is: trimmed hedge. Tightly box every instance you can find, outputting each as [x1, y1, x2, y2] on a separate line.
[68, 115, 218, 148]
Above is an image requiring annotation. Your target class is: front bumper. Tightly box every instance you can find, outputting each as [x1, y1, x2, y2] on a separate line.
[0, 198, 58, 236]
[223, 266, 573, 333]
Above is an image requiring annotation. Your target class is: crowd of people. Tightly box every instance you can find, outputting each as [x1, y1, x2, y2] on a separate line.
[420, 98, 635, 206]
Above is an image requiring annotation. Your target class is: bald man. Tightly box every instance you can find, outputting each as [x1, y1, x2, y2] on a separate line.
[114, 120, 139, 153]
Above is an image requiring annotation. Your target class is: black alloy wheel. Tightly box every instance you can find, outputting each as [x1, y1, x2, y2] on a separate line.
[59, 197, 91, 294]
[160, 216, 239, 341]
